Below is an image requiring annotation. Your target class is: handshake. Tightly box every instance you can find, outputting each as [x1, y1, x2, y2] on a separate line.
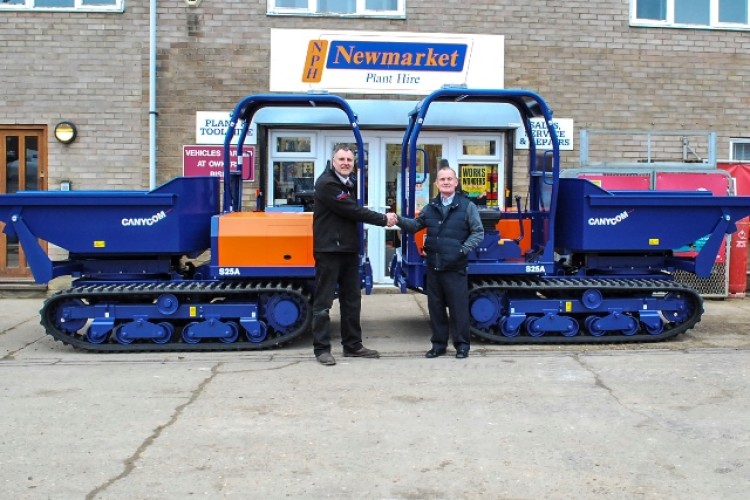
[385, 212, 399, 227]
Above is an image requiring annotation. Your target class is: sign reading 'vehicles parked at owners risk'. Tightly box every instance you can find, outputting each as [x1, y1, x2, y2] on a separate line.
[183, 145, 254, 180]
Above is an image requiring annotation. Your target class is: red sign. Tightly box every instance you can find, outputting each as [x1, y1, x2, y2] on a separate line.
[183, 145, 254, 180]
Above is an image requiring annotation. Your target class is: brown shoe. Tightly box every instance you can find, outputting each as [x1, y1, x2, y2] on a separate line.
[316, 352, 336, 366]
[343, 346, 380, 358]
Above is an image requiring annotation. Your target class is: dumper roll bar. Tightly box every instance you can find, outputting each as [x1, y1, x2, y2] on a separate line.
[222, 93, 365, 214]
[399, 87, 561, 263]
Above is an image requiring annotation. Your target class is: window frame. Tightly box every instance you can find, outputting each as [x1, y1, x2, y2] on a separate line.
[268, 131, 318, 209]
[456, 134, 504, 209]
[272, 133, 316, 159]
[630, 0, 750, 30]
[729, 138, 750, 161]
[267, 0, 405, 19]
[458, 136, 502, 162]
[0, 0, 123, 13]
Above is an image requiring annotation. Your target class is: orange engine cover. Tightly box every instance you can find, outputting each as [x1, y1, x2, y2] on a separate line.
[216, 212, 314, 268]
[413, 217, 531, 255]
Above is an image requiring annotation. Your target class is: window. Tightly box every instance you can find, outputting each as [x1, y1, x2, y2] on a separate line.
[269, 133, 317, 210]
[730, 139, 750, 161]
[631, 0, 749, 29]
[268, 0, 404, 18]
[0, 0, 122, 12]
[636, 0, 667, 20]
[721, 0, 749, 22]
[675, 0, 710, 25]
[457, 136, 503, 208]
[462, 139, 497, 157]
[275, 136, 312, 155]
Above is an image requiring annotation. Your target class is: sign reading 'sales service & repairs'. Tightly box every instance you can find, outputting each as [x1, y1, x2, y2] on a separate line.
[270, 29, 504, 95]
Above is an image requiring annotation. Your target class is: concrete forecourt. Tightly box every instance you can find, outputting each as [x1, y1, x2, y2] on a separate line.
[0, 291, 748, 499]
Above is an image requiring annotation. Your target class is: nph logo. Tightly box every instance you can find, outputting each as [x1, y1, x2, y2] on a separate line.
[303, 40, 329, 83]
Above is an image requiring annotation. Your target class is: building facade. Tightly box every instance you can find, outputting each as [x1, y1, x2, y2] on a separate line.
[2, 0, 750, 283]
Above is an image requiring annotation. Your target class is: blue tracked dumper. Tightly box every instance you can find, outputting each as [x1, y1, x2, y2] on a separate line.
[390, 88, 750, 343]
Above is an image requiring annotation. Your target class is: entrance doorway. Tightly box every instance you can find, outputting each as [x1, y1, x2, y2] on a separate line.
[0, 127, 47, 278]
[324, 133, 447, 285]
[374, 137, 446, 285]
[265, 129, 502, 285]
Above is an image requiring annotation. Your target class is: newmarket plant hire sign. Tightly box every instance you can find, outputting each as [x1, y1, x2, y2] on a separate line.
[270, 29, 504, 95]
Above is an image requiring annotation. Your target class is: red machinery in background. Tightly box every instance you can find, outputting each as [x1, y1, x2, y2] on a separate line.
[719, 162, 750, 297]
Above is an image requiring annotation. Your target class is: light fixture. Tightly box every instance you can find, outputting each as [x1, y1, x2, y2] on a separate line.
[54, 121, 77, 144]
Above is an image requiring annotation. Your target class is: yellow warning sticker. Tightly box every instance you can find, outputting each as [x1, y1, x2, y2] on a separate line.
[649, 238, 660, 246]
[93, 241, 106, 248]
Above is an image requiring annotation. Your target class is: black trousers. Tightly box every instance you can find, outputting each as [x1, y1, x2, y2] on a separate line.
[425, 267, 471, 352]
[312, 252, 364, 356]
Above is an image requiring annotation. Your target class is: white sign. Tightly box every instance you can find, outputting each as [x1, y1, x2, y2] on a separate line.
[515, 118, 574, 151]
[270, 29, 504, 95]
[195, 111, 257, 145]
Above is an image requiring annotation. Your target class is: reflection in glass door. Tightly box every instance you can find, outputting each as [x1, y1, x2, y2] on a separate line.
[378, 139, 445, 284]
[1, 128, 46, 278]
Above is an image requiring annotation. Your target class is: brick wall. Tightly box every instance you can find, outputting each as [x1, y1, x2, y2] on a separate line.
[3, 0, 750, 196]
[1, 7, 150, 190]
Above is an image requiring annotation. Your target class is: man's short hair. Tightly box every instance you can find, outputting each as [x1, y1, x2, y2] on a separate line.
[436, 165, 458, 179]
[332, 143, 355, 156]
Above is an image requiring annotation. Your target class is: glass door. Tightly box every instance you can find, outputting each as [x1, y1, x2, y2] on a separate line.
[323, 136, 383, 282]
[0, 128, 46, 278]
[377, 137, 446, 284]
[324, 133, 447, 285]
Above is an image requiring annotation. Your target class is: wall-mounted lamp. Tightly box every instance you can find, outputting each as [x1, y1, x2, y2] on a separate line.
[54, 121, 77, 144]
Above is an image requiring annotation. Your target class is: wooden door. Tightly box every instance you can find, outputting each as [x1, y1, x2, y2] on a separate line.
[0, 127, 47, 278]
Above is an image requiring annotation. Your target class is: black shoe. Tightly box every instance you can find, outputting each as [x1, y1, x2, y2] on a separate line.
[425, 348, 447, 358]
[455, 349, 469, 359]
[343, 346, 380, 358]
[316, 352, 336, 366]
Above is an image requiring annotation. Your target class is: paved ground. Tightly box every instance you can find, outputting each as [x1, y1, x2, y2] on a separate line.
[1, 290, 749, 499]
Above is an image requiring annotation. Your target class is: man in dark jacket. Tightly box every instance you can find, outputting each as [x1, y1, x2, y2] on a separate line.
[312, 144, 397, 366]
[396, 164, 484, 358]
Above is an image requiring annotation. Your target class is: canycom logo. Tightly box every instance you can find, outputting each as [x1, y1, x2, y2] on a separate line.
[122, 210, 167, 227]
[302, 39, 468, 83]
[587, 210, 632, 226]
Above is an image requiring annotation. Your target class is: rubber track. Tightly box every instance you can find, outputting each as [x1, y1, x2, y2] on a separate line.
[469, 277, 704, 344]
[40, 281, 312, 353]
